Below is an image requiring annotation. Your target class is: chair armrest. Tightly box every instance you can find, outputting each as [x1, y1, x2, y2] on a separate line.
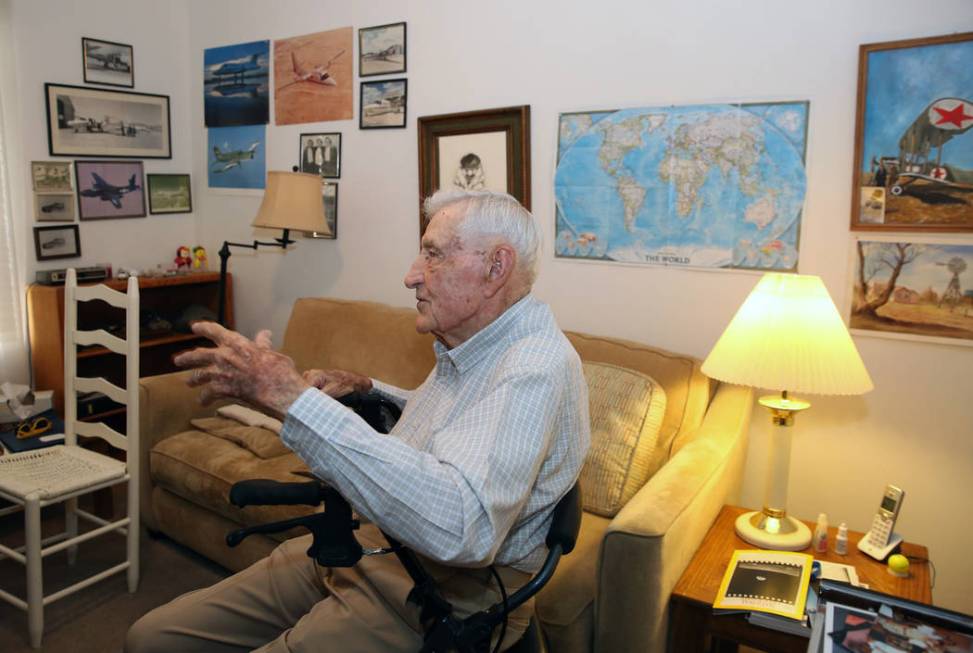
[593, 383, 753, 653]
[137, 370, 230, 530]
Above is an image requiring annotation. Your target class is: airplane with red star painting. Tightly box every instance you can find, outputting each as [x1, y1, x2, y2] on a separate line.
[888, 97, 973, 195]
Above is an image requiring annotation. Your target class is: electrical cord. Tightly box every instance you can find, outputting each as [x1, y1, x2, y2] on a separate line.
[489, 565, 508, 653]
[906, 555, 936, 589]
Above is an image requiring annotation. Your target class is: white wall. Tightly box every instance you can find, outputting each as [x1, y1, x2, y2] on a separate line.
[7, 0, 972, 614]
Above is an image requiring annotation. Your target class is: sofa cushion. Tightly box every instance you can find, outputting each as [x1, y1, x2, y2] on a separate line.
[190, 416, 290, 459]
[579, 362, 668, 517]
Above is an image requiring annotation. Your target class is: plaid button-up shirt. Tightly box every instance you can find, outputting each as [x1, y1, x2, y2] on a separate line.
[281, 295, 590, 572]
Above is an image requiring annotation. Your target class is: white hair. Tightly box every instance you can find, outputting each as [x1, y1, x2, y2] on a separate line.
[423, 189, 540, 285]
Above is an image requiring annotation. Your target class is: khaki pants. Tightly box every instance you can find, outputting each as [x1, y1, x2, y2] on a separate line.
[125, 524, 531, 652]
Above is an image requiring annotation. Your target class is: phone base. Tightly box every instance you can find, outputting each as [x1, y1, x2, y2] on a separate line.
[857, 532, 903, 561]
[735, 510, 812, 551]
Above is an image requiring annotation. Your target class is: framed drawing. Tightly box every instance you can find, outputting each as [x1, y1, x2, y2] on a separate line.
[360, 79, 407, 129]
[31, 161, 73, 192]
[851, 32, 973, 231]
[34, 193, 76, 222]
[75, 160, 146, 220]
[34, 225, 81, 261]
[45, 83, 171, 159]
[299, 132, 341, 178]
[359, 22, 406, 77]
[417, 105, 531, 234]
[147, 173, 192, 214]
[82, 37, 134, 87]
[848, 235, 973, 346]
[306, 181, 338, 239]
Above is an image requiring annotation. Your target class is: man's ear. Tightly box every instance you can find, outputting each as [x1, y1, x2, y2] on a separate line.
[483, 244, 516, 297]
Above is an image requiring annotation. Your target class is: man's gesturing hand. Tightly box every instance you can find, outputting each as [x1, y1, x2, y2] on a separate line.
[302, 369, 373, 398]
[173, 322, 309, 418]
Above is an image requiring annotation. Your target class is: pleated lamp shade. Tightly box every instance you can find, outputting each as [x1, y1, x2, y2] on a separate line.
[251, 171, 330, 235]
[701, 273, 873, 396]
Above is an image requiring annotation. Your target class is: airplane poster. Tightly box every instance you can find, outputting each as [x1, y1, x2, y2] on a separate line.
[204, 40, 269, 127]
[75, 160, 146, 220]
[208, 124, 266, 190]
[852, 32, 973, 232]
[274, 26, 353, 125]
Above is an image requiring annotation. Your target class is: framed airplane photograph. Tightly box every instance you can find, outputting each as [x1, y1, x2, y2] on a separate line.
[34, 193, 76, 222]
[359, 22, 406, 77]
[82, 37, 134, 88]
[45, 83, 171, 159]
[360, 78, 407, 129]
[850, 31, 973, 232]
[204, 39, 269, 127]
[147, 173, 192, 214]
[34, 225, 81, 261]
[75, 160, 146, 220]
[207, 124, 266, 190]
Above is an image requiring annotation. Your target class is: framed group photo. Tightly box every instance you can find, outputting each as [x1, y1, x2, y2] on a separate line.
[147, 173, 192, 214]
[359, 22, 406, 77]
[299, 132, 341, 178]
[34, 224, 81, 261]
[360, 79, 407, 129]
[417, 105, 531, 235]
[45, 83, 171, 158]
[75, 160, 146, 220]
[82, 37, 134, 88]
[31, 161, 73, 192]
[850, 31, 973, 232]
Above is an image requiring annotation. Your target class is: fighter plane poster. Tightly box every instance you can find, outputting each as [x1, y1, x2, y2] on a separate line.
[274, 27, 353, 125]
[852, 32, 973, 232]
[204, 40, 270, 127]
[208, 124, 266, 190]
[74, 160, 146, 220]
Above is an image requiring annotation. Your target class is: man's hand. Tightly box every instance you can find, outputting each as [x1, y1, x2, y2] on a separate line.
[302, 369, 373, 398]
[173, 322, 309, 418]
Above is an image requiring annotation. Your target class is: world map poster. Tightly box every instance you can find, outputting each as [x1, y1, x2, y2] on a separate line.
[554, 101, 809, 270]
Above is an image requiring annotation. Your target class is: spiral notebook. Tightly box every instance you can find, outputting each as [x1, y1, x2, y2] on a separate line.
[713, 549, 814, 620]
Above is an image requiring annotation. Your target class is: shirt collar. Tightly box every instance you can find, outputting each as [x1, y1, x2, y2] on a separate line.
[433, 294, 535, 374]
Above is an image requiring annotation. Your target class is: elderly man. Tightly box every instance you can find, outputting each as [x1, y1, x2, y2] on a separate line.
[126, 189, 590, 653]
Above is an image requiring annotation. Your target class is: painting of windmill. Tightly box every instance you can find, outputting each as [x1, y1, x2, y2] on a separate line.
[850, 238, 973, 345]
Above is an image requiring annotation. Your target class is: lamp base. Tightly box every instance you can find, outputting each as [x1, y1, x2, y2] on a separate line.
[734, 510, 811, 551]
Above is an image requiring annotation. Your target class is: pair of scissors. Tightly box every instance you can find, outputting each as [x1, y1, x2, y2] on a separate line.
[16, 416, 52, 439]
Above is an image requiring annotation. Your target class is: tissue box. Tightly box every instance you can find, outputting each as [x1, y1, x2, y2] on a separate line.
[0, 389, 54, 423]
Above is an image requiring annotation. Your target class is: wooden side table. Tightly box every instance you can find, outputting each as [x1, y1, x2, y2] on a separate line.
[668, 505, 932, 653]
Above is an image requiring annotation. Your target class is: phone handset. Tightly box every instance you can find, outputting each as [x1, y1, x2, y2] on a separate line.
[857, 484, 905, 560]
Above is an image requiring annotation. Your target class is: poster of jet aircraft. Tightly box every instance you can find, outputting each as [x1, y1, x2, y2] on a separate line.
[274, 27, 353, 125]
[204, 40, 269, 127]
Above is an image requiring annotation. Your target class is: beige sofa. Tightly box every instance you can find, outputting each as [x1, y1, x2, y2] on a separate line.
[138, 297, 753, 652]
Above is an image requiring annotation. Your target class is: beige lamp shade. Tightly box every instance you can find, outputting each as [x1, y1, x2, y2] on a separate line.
[251, 171, 330, 235]
[701, 272, 873, 396]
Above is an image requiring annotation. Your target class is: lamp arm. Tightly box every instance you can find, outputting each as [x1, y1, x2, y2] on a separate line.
[216, 230, 295, 326]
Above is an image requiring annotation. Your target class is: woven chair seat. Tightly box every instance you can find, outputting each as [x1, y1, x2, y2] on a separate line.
[0, 444, 126, 500]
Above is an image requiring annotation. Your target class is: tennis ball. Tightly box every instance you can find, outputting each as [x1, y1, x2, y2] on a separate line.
[887, 553, 909, 577]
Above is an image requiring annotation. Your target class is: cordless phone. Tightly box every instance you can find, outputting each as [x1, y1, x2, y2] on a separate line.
[857, 484, 905, 560]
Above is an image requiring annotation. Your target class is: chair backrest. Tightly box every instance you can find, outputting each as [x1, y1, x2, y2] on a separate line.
[63, 268, 140, 473]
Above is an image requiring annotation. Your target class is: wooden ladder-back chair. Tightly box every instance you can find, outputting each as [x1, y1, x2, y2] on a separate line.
[0, 269, 140, 648]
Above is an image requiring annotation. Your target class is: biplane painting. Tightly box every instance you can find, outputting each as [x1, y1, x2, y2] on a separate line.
[850, 238, 973, 346]
[853, 34, 973, 231]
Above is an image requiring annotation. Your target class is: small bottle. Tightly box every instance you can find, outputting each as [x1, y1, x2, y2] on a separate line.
[813, 513, 829, 553]
[835, 522, 849, 555]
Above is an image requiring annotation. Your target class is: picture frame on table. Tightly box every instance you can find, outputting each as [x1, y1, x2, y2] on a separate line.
[359, 22, 406, 77]
[850, 31, 973, 232]
[82, 37, 134, 88]
[417, 105, 531, 235]
[34, 224, 81, 261]
[75, 160, 146, 220]
[299, 132, 341, 179]
[147, 173, 193, 214]
[34, 193, 76, 222]
[360, 78, 407, 129]
[31, 161, 73, 192]
[45, 83, 171, 159]
[306, 181, 338, 239]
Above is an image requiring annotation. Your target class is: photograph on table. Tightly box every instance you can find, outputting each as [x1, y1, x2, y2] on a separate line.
[75, 159, 146, 220]
[418, 105, 530, 235]
[274, 27, 353, 125]
[850, 32, 973, 231]
[34, 193, 76, 222]
[45, 83, 171, 158]
[849, 236, 973, 347]
[306, 181, 337, 239]
[208, 124, 266, 190]
[299, 132, 341, 178]
[147, 174, 192, 214]
[82, 37, 133, 87]
[204, 39, 270, 127]
[360, 78, 407, 129]
[33, 224, 81, 261]
[359, 22, 406, 77]
[31, 161, 73, 192]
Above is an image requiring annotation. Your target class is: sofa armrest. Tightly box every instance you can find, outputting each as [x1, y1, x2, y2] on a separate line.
[593, 382, 753, 653]
[138, 370, 229, 530]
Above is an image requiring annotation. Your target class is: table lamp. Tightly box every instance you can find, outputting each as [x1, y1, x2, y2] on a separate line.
[217, 170, 330, 325]
[701, 273, 873, 550]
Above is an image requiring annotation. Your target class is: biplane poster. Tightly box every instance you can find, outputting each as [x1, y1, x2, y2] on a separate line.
[274, 27, 353, 125]
[849, 237, 973, 346]
[554, 101, 808, 271]
[203, 40, 269, 127]
[852, 32, 973, 231]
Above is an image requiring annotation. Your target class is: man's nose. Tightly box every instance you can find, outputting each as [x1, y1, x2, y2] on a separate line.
[404, 258, 423, 289]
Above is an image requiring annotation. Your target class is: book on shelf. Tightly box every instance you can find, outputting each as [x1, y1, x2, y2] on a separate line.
[713, 549, 814, 621]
